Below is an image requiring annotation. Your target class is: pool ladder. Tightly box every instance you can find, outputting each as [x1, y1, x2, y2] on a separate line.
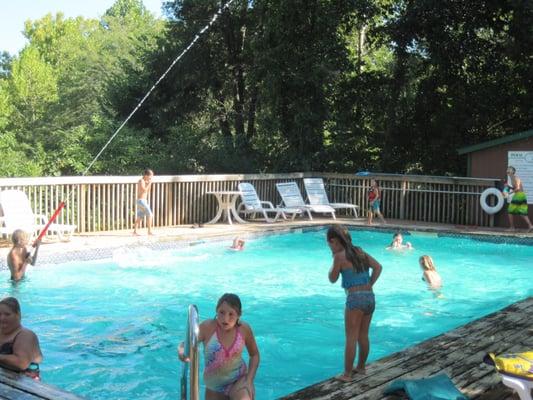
[180, 305, 200, 400]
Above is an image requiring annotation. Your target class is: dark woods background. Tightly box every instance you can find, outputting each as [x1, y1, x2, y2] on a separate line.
[1, 0, 532, 177]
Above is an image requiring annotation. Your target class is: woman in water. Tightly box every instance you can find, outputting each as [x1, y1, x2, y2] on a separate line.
[327, 226, 382, 382]
[179, 293, 259, 399]
[0, 297, 43, 380]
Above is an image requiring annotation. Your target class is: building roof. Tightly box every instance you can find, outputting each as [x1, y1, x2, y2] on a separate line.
[457, 128, 533, 155]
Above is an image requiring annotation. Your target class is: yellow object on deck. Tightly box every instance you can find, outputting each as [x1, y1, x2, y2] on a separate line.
[489, 351, 533, 380]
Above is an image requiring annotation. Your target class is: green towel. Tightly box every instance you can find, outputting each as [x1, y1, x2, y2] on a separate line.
[383, 373, 469, 400]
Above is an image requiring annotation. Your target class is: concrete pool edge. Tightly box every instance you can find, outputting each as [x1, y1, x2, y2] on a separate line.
[1, 220, 531, 269]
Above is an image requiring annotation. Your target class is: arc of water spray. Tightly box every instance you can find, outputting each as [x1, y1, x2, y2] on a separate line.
[82, 0, 237, 176]
[37, 0, 237, 245]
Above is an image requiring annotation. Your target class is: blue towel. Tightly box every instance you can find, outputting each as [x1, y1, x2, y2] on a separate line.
[383, 373, 469, 400]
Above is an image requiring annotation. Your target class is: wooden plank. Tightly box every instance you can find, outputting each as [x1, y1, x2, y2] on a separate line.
[0, 368, 84, 399]
[280, 298, 533, 400]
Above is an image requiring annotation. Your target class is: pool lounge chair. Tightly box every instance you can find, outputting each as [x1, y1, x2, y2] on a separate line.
[238, 183, 302, 223]
[0, 189, 76, 241]
[275, 181, 336, 220]
[304, 178, 359, 218]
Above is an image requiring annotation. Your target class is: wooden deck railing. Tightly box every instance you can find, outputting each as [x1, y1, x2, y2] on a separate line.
[0, 173, 499, 234]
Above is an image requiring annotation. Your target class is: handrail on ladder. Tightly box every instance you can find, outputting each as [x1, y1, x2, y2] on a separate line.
[180, 305, 200, 400]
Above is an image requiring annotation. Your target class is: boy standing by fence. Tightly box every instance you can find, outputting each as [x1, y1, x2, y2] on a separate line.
[133, 169, 154, 236]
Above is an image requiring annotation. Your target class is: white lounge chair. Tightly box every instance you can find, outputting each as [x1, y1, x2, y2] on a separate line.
[238, 183, 301, 223]
[304, 178, 359, 218]
[0, 189, 76, 241]
[276, 181, 336, 220]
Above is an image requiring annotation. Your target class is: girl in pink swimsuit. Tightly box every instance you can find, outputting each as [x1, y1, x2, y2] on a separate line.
[179, 293, 260, 399]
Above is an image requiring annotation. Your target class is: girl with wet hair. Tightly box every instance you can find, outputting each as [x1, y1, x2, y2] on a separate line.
[419, 255, 442, 290]
[326, 225, 382, 382]
[179, 293, 259, 399]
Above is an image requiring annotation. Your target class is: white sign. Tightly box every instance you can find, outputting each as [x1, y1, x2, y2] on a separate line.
[508, 151, 533, 204]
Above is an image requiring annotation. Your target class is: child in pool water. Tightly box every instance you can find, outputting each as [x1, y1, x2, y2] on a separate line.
[178, 293, 259, 400]
[386, 232, 413, 250]
[419, 255, 442, 290]
[229, 237, 245, 251]
[7, 230, 41, 282]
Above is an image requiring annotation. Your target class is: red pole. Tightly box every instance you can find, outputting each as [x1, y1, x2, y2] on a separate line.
[34, 202, 65, 246]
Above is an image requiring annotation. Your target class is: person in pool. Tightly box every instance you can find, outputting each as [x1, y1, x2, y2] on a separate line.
[7, 229, 41, 282]
[178, 293, 259, 399]
[229, 237, 245, 251]
[386, 232, 413, 250]
[419, 255, 442, 290]
[0, 297, 43, 380]
[327, 225, 382, 382]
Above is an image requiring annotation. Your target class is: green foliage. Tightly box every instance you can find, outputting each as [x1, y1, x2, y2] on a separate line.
[1, 0, 532, 177]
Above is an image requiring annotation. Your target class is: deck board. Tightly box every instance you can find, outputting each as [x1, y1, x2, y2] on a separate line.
[280, 297, 532, 400]
[0, 367, 84, 399]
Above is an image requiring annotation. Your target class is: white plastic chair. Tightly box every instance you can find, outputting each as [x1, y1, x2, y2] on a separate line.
[0, 190, 76, 241]
[275, 181, 336, 220]
[304, 178, 359, 218]
[238, 183, 301, 223]
[501, 374, 533, 400]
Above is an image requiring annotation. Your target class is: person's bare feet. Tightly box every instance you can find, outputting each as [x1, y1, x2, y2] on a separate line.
[336, 373, 354, 382]
[354, 367, 366, 375]
[133, 231, 140, 236]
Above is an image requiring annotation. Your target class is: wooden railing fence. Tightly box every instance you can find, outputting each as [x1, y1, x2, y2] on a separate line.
[0, 173, 499, 234]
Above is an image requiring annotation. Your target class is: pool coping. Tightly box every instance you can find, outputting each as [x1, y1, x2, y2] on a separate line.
[7, 221, 531, 268]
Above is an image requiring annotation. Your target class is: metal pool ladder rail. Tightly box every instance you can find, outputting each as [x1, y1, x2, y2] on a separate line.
[180, 305, 200, 400]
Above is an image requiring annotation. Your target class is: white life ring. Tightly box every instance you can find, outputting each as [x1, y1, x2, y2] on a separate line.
[480, 188, 504, 214]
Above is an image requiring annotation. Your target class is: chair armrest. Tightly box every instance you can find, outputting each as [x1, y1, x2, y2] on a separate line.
[260, 201, 275, 209]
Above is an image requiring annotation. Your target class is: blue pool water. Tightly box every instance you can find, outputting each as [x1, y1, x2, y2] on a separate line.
[1, 229, 532, 399]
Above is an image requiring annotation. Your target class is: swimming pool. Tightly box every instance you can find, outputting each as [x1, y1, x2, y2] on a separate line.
[2, 228, 532, 399]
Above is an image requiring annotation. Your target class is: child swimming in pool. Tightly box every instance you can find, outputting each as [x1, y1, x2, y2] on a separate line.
[386, 232, 413, 250]
[7, 230, 41, 282]
[178, 293, 259, 400]
[419, 255, 442, 290]
[327, 225, 382, 382]
[229, 237, 245, 251]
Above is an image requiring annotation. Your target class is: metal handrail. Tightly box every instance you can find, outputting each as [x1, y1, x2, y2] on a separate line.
[180, 305, 200, 400]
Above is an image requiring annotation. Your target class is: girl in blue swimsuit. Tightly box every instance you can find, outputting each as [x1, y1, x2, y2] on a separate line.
[327, 226, 382, 382]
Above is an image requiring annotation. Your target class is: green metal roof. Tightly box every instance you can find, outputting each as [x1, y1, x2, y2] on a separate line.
[457, 128, 533, 155]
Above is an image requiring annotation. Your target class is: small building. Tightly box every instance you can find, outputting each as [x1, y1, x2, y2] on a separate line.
[458, 129, 533, 228]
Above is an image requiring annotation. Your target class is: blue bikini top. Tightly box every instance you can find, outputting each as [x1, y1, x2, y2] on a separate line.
[341, 267, 370, 289]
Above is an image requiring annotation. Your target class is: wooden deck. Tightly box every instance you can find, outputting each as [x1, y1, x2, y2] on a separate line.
[281, 297, 533, 400]
[0, 368, 83, 399]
